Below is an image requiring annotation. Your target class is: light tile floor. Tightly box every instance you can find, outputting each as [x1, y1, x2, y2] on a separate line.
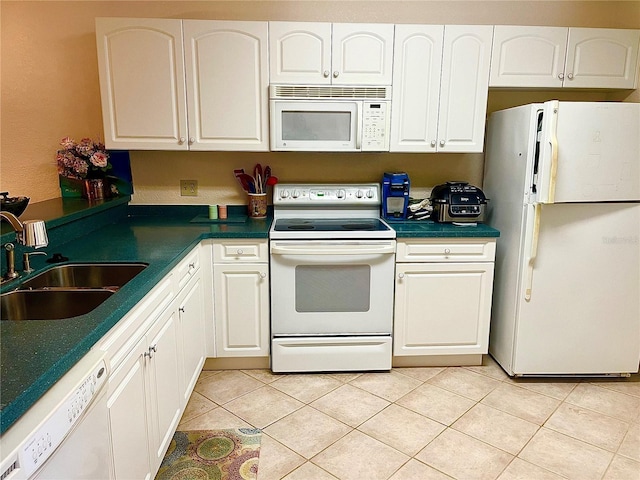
[177, 356, 640, 480]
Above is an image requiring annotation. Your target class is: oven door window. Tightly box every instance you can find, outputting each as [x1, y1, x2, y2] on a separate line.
[296, 265, 370, 312]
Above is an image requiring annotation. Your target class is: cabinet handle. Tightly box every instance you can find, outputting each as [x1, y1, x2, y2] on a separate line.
[179, 137, 186, 144]
[567, 73, 574, 80]
[558, 73, 565, 80]
[179, 306, 185, 313]
[188, 262, 195, 270]
[430, 140, 436, 147]
[237, 249, 243, 255]
[260, 272, 267, 278]
[333, 71, 339, 78]
[144, 345, 157, 359]
[323, 70, 330, 78]
[398, 273, 405, 279]
[189, 137, 195, 144]
[444, 248, 451, 255]
[440, 140, 445, 147]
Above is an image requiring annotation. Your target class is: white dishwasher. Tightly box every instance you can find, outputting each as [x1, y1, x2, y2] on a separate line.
[0, 350, 110, 480]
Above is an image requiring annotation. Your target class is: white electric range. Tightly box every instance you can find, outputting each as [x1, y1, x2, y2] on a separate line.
[269, 184, 396, 373]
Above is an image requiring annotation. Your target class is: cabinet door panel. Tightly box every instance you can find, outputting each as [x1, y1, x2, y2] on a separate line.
[96, 18, 187, 150]
[184, 20, 269, 151]
[438, 25, 493, 153]
[269, 22, 331, 84]
[490, 26, 567, 87]
[214, 264, 269, 357]
[107, 338, 152, 480]
[394, 263, 494, 356]
[178, 276, 206, 404]
[565, 28, 640, 89]
[390, 25, 444, 152]
[146, 310, 182, 472]
[332, 23, 394, 85]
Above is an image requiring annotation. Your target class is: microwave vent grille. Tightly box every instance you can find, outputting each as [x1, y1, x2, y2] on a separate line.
[271, 85, 390, 100]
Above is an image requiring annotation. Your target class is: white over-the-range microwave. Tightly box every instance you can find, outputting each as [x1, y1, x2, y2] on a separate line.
[269, 84, 391, 152]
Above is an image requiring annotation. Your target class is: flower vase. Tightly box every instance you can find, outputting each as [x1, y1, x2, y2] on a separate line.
[83, 179, 107, 201]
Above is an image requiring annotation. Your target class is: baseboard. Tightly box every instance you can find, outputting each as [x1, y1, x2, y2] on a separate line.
[392, 354, 483, 367]
[203, 357, 270, 370]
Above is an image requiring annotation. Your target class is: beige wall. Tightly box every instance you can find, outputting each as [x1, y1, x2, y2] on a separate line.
[1, 1, 639, 205]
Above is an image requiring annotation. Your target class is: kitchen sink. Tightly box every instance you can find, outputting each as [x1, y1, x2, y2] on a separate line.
[1, 263, 148, 320]
[20, 262, 148, 290]
[1, 289, 115, 320]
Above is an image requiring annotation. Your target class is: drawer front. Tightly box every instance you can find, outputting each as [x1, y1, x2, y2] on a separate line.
[213, 240, 268, 263]
[397, 238, 496, 262]
[177, 247, 200, 291]
[99, 274, 174, 371]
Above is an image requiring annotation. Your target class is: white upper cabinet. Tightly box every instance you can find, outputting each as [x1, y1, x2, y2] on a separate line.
[439, 25, 493, 153]
[390, 25, 492, 153]
[96, 18, 188, 150]
[390, 25, 444, 152]
[566, 28, 640, 89]
[491, 26, 640, 89]
[269, 22, 332, 84]
[96, 18, 269, 151]
[269, 22, 394, 85]
[183, 20, 269, 151]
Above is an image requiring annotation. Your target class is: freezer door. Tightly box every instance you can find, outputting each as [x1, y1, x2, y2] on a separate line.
[513, 202, 640, 375]
[537, 101, 640, 203]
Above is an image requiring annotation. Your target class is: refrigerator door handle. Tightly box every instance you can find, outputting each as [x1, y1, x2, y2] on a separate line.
[525, 204, 542, 301]
[539, 101, 559, 204]
[548, 124, 558, 203]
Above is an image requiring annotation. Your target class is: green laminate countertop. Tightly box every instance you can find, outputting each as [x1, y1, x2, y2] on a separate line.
[0, 207, 271, 434]
[1, 200, 498, 434]
[387, 219, 500, 238]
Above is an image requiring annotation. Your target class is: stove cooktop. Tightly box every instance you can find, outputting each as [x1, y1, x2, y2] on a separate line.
[270, 217, 396, 240]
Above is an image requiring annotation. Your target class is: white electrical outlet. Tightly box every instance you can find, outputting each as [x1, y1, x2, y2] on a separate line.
[180, 180, 198, 196]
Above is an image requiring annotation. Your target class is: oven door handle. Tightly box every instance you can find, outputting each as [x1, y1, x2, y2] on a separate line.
[270, 243, 396, 255]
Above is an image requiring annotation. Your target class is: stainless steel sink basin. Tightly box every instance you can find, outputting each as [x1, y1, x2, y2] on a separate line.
[20, 263, 148, 290]
[1, 289, 115, 320]
[0, 262, 147, 320]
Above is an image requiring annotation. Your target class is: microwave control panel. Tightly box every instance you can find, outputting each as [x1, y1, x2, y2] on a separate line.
[361, 101, 390, 152]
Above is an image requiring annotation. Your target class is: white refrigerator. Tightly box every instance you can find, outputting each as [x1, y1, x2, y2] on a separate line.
[484, 100, 640, 376]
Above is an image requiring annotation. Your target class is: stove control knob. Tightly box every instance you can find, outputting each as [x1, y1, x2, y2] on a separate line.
[366, 190, 374, 199]
[292, 190, 300, 198]
[356, 190, 363, 198]
[280, 190, 290, 199]
[336, 189, 345, 199]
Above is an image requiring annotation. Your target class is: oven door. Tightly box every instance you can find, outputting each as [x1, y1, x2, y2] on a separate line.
[269, 100, 361, 151]
[270, 240, 396, 335]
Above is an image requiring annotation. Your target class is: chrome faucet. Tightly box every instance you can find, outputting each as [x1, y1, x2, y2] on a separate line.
[1, 211, 49, 282]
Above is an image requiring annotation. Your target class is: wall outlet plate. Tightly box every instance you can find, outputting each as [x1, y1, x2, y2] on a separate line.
[180, 180, 198, 196]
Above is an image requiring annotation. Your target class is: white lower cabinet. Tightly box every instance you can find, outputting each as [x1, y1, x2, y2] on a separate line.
[107, 306, 181, 479]
[103, 244, 208, 479]
[213, 240, 270, 357]
[177, 273, 206, 404]
[107, 336, 152, 480]
[144, 308, 183, 471]
[393, 238, 496, 360]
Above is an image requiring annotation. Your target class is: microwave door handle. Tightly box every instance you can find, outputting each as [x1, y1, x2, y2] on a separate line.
[355, 102, 362, 149]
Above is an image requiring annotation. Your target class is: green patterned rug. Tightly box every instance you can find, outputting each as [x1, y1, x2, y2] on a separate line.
[155, 428, 262, 480]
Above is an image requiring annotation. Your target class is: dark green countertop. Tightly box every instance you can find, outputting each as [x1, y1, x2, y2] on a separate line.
[1, 198, 498, 434]
[387, 219, 500, 238]
[0, 203, 271, 434]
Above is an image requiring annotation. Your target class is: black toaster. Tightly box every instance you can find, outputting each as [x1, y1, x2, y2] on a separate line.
[430, 181, 488, 223]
